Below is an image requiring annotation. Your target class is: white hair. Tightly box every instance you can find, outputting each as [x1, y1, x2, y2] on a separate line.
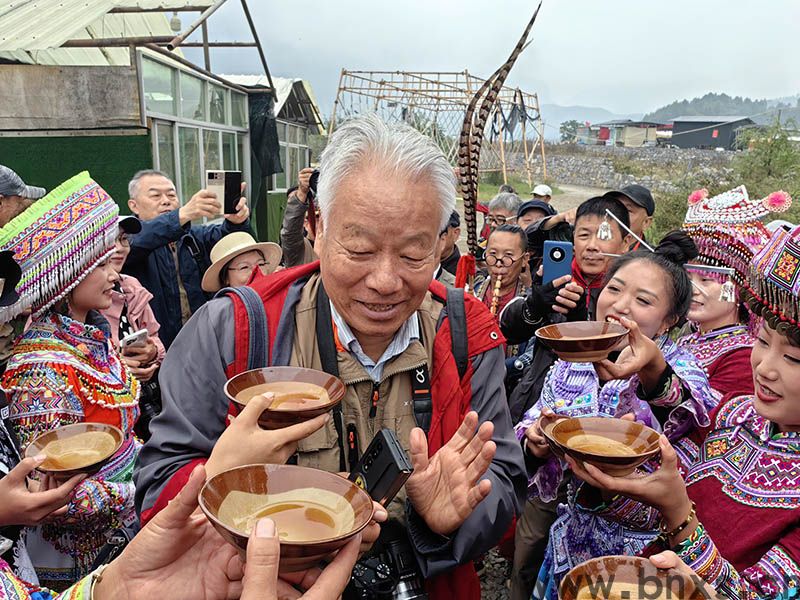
[488, 192, 522, 214]
[317, 114, 455, 232]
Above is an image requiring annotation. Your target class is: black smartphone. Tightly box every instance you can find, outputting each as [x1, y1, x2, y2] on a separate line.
[206, 170, 242, 215]
[348, 429, 413, 506]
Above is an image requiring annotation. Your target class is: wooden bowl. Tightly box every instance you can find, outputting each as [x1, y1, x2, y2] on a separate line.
[25, 422, 124, 481]
[539, 414, 566, 459]
[559, 555, 706, 599]
[551, 417, 660, 476]
[535, 321, 629, 363]
[225, 367, 345, 430]
[199, 464, 374, 572]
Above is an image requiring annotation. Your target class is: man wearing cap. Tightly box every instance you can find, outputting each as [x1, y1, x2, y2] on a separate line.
[0, 165, 46, 228]
[123, 169, 252, 349]
[517, 199, 557, 230]
[603, 184, 654, 249]
[439, 210, 462, 277]
[532, 184, 552, 204]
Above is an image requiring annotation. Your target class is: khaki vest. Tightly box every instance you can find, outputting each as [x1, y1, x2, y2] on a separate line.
[289, 274, 443, 519]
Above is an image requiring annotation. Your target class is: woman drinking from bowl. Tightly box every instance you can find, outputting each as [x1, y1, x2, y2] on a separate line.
[567, 223, 800, 599]
[677, 186, 792, 397]
[0, 173, 139, 590]
[515, 231, 718, 599]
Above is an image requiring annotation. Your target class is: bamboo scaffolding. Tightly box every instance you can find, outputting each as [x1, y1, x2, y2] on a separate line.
[330, 70, 546, 177]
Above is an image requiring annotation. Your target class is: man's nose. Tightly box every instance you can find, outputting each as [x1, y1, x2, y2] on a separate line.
[364, 257, 404, 295]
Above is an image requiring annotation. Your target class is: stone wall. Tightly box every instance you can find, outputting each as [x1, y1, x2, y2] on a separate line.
[504, 145, 736, 192]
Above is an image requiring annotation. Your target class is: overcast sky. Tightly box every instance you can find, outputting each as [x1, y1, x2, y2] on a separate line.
[185, 0, 799, 118]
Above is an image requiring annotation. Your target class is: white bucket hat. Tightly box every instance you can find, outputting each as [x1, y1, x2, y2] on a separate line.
[201, 231, 282, 292]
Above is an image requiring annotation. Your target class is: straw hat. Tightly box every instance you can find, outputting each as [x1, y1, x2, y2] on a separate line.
[202, 231, 282, 292]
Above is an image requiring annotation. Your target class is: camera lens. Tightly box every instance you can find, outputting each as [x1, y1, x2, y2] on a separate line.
[549, 247, 564, 262]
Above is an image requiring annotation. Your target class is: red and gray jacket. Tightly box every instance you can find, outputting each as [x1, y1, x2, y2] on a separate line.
[134, 261, 526, 600]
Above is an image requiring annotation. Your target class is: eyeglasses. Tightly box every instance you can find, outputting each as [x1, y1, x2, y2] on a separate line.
[485, 254, 524, 267]
[227, 261, 268, 274]
[487, 215, 517, 226]
[117, 236, 131, 247]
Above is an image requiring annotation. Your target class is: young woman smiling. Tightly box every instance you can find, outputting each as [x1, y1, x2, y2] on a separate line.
[515, 232, 719, 600]
[0, 175, 140, 590]
[567, 224, 800, 599]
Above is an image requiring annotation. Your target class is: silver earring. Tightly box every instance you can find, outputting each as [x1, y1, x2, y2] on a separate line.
[719, 278, 736, 303]
[598, 216, 613, 241]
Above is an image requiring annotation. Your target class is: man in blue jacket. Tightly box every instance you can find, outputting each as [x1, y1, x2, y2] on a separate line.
[123, 169, 251, 348]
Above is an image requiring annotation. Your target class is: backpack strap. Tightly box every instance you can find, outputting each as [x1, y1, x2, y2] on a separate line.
[446, 286, 469, 379]
[217, 286, 269, 371]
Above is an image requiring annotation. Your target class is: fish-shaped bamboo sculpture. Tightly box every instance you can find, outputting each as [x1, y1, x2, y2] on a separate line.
[455, 3, 543, 289]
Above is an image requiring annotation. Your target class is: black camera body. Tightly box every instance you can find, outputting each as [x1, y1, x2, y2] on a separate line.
[347, 535, 427, 600]
[348, 429, 412, 507]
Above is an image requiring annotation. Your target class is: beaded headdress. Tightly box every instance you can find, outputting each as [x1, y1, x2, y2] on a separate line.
[0, 171, 118, 321]
[744, 224, 800, 330]
[682, 185, 792, 289]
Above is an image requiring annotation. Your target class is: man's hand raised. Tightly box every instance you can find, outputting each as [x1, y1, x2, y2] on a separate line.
[404, 411, 495, 536]
[178, 190, 222, 225]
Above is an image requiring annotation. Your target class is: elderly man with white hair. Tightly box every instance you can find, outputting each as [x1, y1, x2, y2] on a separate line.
[134, 115, 526, 599]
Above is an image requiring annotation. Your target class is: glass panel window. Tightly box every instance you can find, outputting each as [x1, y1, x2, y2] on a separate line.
[287, 146, 299, 188]
[238, 134, 248, 172]
[232, 92, 248, 127]
[288, 125, 298, 144]
[142, 57, 176, 115]
[203, 130, 221, 170]
[277, 122, 286, 142]
[180, 72, 205, 121]
[208, 84, 227, 124]
[178, 127, 201, 201]
[222, 132, 237, 170]
[156, 122, 176, 180]
[275, 170, 287, 189]
[300, 128, 308, 145]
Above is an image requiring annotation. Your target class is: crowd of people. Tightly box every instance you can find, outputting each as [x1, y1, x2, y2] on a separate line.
[0, 112, 797, 600]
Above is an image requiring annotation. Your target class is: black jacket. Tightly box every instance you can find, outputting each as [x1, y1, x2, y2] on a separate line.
[503, 286, 601, 423]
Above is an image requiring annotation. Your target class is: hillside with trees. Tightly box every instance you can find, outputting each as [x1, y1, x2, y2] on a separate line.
[643, 92, 798, 122]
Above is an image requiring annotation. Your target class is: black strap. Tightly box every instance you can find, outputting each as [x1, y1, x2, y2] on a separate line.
[410, 364, 432, 434]
[315, 284, 347, 472]
[446, 287, 469, 379]
[116, 282, 134, 340]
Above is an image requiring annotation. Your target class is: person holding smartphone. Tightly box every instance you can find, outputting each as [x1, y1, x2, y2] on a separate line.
[103, 215, 167, 440]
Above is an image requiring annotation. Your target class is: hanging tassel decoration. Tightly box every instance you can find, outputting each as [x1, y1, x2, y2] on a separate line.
[455, 254, 476, 290]
[597, 216, 613, 241]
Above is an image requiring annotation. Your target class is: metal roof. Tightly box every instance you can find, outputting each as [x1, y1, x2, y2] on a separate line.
[0, 1, 213, 63]
[224, 75, 324, 134]
[670, 115, 751, 123]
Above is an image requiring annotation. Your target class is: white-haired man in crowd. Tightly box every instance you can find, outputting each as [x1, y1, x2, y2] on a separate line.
[134, 115, 525, 599]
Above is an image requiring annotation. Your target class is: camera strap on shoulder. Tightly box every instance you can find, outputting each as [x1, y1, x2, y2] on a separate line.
[315, 284, 347, 472]
[316, 285, 469, 448]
